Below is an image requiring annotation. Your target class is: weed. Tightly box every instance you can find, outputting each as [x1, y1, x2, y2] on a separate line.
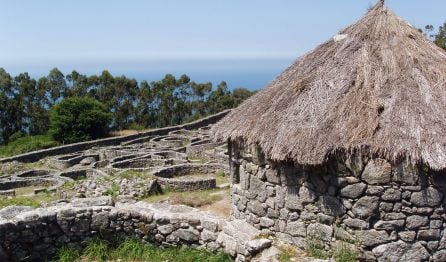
[55, 246, 81, 262]
[278, 245, 299, 262]
[83, 238, 109, 262]
[104, 183, 120, 198]
[55, 237, 231, 262]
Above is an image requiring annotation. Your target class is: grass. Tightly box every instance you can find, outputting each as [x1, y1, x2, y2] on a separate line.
[333, 243, 359, 262]
[306, 228, 359, 262]
[62, 177, 86, 190]
[0, 134, 60, 157]
[278, 245, 300, 262]
[118, 170, 154, 180]
[83, 238, 109, 261]
[104, 183, 120, 198]
[56, 246, 81, 262]
[0, 191, 55, 208]
[54, 237, 232, 262]
[187, 156, 209, 164]
[144, 188, 228, 208]
[215, 170, 228, 186]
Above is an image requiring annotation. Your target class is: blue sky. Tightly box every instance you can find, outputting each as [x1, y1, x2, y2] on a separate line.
[1, 0, 445, 89]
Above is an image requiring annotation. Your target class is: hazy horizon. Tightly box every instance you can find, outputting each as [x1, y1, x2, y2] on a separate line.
[2, 0, 445, 89]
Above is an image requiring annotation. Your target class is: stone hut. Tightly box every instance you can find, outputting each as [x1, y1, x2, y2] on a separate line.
[213, 1, 446, 261]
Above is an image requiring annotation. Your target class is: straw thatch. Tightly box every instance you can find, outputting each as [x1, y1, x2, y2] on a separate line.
[213, 1, 446, 170]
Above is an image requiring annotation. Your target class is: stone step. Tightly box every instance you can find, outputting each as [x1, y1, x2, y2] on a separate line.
[217, 219, 272, 261]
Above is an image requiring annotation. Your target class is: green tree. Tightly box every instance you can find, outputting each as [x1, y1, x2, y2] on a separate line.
[424, 23, 446, 50]
[0, 68, 15, 144]
[49, 97, 112, 144]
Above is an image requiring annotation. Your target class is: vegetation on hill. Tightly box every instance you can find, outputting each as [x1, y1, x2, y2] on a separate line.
[49, 97, 112, 144]
[0, 68, 256, 154]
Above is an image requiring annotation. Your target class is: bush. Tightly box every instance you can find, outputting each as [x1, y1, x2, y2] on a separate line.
[49, 97, 112, 144]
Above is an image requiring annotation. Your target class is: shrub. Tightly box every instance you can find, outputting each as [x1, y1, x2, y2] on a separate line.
[49, 97, 112, 144]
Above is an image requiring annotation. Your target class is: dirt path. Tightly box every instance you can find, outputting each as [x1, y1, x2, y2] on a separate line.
[200, 191, 231, 218]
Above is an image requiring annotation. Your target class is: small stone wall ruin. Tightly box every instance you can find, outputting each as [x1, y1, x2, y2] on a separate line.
[229, 142, 446, 261]
[0, 198, 271, 261]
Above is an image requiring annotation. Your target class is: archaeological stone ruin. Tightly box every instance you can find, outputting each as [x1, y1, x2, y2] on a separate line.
[213, 2, 446, 262]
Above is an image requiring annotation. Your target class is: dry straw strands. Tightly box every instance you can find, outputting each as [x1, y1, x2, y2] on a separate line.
[213, 2, 446, 170]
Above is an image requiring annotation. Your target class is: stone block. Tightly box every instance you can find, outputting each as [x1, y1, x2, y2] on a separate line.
[393, 160, 419, 185]
[260, 217, 275, 228]
[247, 200, 266, 217]
[373, 220, 405, 231]
[352, 196, 379, 219]
[406, 215, 429, 229]
[362, 158, 392, 185]
[307, 223, 333, 242]
[381, 188, 402, 202]
[372, 241, 429, 262]
[418, 229, 441, 241]
[366, 186, 384, 196]
[299, 185, 317, 204]
[344, 218, 369, 230]
[410, 187, 443, 207]
[360, 230, 390, 247]
[176, 228, 200, 242]
[340, 183, 367, 199]
[286, 221, 306, 237]
[317, 196, 346, 217]
[265, 168, 281, 184]
[398, 231, 416, 242]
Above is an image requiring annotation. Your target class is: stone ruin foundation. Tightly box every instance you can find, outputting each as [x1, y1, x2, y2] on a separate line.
[229, 142, 446, 261]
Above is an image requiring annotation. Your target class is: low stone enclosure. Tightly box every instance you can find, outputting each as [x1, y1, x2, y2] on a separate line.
[229, 142, 446, 261]
[0, 111, 276, 261]
[0, 197, 272, 261]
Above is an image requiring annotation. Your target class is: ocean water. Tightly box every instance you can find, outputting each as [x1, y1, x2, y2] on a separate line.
[107, 58, 295, 91]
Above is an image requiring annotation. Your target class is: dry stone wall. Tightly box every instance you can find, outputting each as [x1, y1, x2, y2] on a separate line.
[0, 197, 272, 261]
[229, 142, 446, 261]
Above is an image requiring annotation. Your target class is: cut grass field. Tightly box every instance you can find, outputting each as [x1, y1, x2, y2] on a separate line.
[55, 237, 232, 262]
[0, 135, 60, 158]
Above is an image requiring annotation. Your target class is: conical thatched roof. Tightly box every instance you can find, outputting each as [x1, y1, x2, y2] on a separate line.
[213, 1, 446, 170]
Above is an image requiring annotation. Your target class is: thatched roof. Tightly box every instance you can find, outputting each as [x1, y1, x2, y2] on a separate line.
[213, 1, 446, 170]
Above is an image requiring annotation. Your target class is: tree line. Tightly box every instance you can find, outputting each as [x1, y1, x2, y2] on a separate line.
[0, 68, 255, 145]
[422, 21, 446, 50]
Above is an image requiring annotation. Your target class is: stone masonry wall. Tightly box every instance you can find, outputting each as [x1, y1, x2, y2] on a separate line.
[229, 142, 446, 261]
[0, 197, 273, 262]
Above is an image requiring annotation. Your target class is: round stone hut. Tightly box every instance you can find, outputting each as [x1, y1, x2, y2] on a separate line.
[213, 1, 446, 261]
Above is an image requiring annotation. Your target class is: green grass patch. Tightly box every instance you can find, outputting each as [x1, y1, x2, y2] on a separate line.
[54, 237, 232, 262]
[0, 191, 55, 208]
[56, 246, 81, 262]
[104, 183, 120, 198]
[0, 134, 60, 157]
[144, 188, 228, 208]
